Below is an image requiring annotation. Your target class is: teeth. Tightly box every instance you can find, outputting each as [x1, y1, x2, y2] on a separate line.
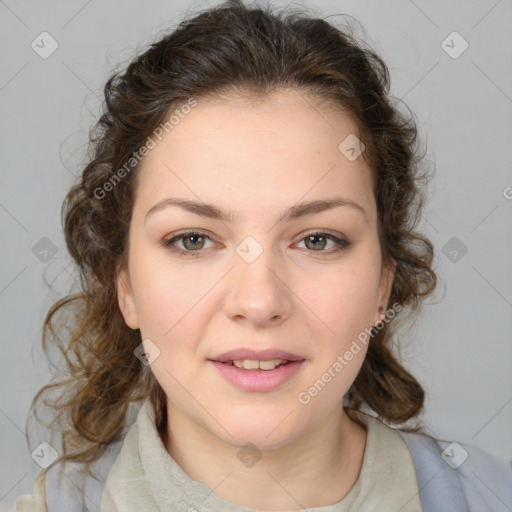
[231, 359, 286, 370]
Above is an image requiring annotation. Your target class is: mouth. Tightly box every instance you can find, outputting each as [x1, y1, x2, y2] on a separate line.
[209, 358, 305, 392]
[211, 348, 304, 364]
[220, 358, 296, 370]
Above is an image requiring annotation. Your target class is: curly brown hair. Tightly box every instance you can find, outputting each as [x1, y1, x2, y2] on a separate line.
[27, 0, 437, 472]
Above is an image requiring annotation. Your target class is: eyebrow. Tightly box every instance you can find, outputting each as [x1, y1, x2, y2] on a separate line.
[144, 197, 367, 224]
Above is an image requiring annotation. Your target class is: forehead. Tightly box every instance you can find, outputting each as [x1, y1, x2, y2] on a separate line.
[133, 89, 375, 223]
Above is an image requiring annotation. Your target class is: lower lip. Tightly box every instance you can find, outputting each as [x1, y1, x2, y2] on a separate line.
[210, 360, 305, 392]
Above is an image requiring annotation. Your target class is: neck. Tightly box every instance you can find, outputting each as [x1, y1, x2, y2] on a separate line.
[164, 403, 367, 511]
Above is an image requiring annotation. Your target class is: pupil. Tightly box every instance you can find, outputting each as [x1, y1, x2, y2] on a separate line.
[185, 235, 203, 249]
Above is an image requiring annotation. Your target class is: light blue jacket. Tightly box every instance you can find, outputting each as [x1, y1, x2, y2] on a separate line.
[44, 428, 512, 511]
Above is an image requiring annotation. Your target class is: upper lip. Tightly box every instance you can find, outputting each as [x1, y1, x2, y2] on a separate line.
[210, 348, 305, 363]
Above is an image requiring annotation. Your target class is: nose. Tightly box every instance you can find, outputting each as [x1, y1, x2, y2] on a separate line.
[223, 245, 292, 327]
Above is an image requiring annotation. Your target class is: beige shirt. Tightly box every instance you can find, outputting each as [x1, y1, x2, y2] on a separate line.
[11, 401, 422, 511]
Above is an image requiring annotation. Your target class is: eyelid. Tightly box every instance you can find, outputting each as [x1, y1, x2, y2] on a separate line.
[296, 228, 345, 240]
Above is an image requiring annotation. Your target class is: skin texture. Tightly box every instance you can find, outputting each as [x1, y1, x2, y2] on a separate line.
[117, 88, 396, 510]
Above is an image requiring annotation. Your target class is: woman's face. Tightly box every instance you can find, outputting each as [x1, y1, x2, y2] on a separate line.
[117, 89, 395, 449]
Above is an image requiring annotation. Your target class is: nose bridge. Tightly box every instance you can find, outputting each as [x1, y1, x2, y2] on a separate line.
[225, 234, 291, 323]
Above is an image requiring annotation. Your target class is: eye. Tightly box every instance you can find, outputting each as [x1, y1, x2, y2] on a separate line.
[295, 232, 350, 253]
[162, 230, 350, 257]
[162, 231, 215, 255]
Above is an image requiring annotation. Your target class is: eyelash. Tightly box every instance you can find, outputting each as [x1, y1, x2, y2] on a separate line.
[162, 230, 350, 257]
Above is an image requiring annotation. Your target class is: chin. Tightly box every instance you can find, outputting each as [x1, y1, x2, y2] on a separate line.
[211, 410, 303, 450]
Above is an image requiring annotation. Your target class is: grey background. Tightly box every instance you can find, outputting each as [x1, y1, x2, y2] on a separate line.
[1, 0, 511, 508]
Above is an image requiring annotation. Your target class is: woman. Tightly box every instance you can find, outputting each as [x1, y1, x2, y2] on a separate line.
[12, 0, 512, 511]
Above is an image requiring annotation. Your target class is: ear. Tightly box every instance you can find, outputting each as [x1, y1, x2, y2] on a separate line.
[116, 268, 140, 330]
[373, 257, 397, 326]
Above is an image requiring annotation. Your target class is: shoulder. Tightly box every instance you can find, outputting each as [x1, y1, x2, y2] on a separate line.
[10, 400, 144, 512]
[43, 403, 143, 511]
[9, 469, 48, 512]
[397, 428, 512, 512]
[9, 428, 132, 512]
[44, 437, 125, 512]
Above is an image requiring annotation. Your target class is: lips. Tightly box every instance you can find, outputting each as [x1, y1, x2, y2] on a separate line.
[210, 359, 305, 392]
[210, 348, 305, 363]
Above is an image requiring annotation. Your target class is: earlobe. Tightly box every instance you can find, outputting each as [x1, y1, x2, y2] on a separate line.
[116, 269, 140, 330]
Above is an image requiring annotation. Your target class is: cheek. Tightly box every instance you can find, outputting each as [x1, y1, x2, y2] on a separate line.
[130, 249, 218, 347]
[302, 265, 380, 341]
[128, 251, 185, 338]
